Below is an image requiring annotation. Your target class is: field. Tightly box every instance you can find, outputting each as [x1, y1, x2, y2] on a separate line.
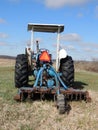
[0, 58, 15, 67]
[0, 59, 98, 130]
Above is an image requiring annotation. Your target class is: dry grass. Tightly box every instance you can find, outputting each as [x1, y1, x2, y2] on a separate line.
[0, 59, 15, 67]
[0, 91, 98, 130]
[75, 61, 98, 73]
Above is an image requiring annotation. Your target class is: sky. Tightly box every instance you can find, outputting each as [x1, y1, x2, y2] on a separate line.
[0, 0, 98, 61]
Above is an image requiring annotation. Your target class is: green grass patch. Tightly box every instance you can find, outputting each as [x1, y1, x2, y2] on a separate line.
[0, 66, 17, 103]
[75, 70, 98, 91]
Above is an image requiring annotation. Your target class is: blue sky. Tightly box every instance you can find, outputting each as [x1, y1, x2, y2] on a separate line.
[0, 0, 98, 60]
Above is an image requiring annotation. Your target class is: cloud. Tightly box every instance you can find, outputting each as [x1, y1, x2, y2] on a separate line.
[60, 33, 81, 42]
[0, 42, 6, 46]
[73, 41, 98, 60]
[77, 42, 98, 49]
[43, 0, 91, 8]
[67, 45, 75, 50]
[59, 35, 98, 60]
[0, 33, 9, 38]
[0, 18, 6, 24]
[77, 13, 84, 18]
[83, 47, 93, 52]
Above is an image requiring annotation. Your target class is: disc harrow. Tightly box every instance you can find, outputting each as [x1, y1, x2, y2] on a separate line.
[14, 87, 91, 102]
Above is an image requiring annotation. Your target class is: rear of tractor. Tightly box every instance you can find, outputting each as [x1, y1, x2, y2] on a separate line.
[14, 23, 91, 114]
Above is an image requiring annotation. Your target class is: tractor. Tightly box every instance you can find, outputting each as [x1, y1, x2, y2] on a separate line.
[14, 23, 91, 114]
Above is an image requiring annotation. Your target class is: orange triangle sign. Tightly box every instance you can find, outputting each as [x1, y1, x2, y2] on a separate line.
[39, 51, 50, 62]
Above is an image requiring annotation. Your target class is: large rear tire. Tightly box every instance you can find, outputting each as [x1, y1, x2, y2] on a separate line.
[15, 54, 28, 88]
[59, 56, 74, 88]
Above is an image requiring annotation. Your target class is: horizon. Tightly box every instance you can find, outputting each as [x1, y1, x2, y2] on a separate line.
[0, 54, 98, 62]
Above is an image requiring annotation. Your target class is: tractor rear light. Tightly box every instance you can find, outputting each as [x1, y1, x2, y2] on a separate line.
[39, 51, 50, 62]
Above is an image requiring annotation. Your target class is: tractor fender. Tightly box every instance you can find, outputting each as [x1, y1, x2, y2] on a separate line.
[59, 49, 67, 60]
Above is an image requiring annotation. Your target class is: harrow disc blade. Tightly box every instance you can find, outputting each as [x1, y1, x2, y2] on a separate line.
[60, 88, 91, 102]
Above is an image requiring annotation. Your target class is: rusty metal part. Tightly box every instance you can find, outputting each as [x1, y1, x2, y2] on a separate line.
[14, 94, 21, 101]
[59, 88, 91, 102]
[14, 87, 91, 102]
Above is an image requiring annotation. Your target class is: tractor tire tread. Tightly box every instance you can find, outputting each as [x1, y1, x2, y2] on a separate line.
[59, 56, 74, 88]
[15, 54, 28, 88]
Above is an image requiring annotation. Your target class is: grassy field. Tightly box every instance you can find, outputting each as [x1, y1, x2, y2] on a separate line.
[0, 66, 98, 130]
